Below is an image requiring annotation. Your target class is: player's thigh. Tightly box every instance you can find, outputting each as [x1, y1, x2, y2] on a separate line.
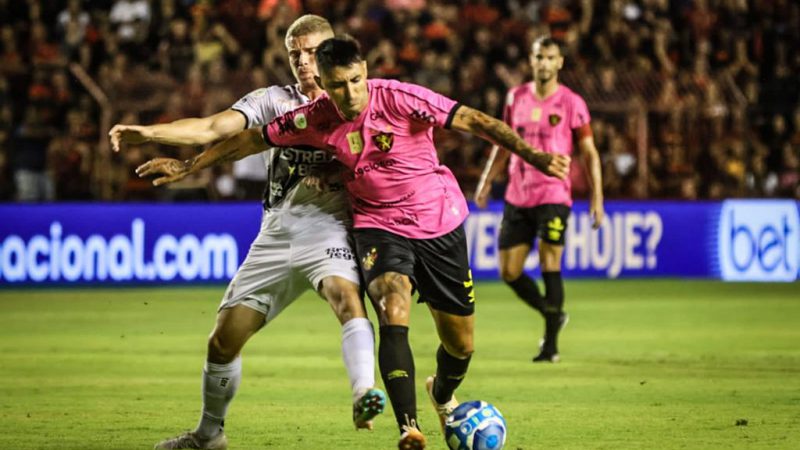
[428, 305, 474, 358]
[412, 225, 475, 317]
[352, 228, 416, 325]
[219, 230, 307, 324]
[533, 204, 570, 271]
[498, 203, 537, 278]
[318, 275, 366, 324]
[293, 229, 365, 323]
[498, 244, 532, 281]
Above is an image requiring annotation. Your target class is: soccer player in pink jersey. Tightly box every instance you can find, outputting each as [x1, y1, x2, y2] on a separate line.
[475, 36, 605, 363]
[136, 35, 569, 450]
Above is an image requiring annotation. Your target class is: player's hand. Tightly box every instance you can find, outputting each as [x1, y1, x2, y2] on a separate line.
[541, 153, 570, 180]
[590, 199, 605, 229]
[473, 183, 491, 209]
[136, 158, 189, 186]
[109, 124, 153, 152]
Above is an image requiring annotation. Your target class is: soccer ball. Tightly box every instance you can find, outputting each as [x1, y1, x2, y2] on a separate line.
[444, 400, 507, 450]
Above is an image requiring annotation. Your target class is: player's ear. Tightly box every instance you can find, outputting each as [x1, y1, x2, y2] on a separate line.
[360, 60, 367, 77]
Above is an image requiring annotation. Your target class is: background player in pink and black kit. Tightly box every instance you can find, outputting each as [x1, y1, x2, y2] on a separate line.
[136, 35, 570, 450]
[475, 36, 605, 363]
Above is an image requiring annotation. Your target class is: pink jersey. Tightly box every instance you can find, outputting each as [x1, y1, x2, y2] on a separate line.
[262, 79, 468, 239]
[504, 83, 590, 207]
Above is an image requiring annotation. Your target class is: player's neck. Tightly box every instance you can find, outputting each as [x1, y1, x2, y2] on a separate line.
[533, 79, 559, 99]
[304, 87, 325, 101]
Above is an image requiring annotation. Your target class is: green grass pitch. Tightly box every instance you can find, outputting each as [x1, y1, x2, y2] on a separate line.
[1, 280, 799, 449]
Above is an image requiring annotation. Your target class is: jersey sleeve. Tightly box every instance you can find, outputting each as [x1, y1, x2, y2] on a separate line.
[261, 103, 327, 150]
[230, 87, 274, 128]
[391, 82, 460, 130]
[569, 93, 591, 129]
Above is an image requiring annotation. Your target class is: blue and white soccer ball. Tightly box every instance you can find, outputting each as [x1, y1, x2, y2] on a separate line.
[444, 400, 507, 450]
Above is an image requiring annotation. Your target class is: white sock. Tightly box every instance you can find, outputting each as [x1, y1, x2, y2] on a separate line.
[195, 357, 242, 439]
[341, 318, 376, 403]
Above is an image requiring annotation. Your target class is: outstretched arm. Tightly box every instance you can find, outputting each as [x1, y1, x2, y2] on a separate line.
[109, 109, 247, 151]
[136, 128, 265, 186]
[450, 105, 570, 179]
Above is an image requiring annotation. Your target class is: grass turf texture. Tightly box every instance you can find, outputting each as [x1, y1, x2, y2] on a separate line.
[1, 280, 798, 450]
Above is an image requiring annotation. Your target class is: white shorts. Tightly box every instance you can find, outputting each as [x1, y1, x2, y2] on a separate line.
[219, 210, 360, 324]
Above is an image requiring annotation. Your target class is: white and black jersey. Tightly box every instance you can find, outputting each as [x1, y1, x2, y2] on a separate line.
[230, 86, 348, 226]
[219, 86, 358, 322]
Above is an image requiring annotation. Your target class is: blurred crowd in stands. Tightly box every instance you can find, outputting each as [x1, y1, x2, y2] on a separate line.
[0, 0, 797, 202]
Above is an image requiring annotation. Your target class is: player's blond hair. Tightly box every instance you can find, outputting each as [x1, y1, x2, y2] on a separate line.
[285, 14, 334, 46]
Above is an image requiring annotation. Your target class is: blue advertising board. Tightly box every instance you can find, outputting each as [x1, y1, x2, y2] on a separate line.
[0, 200, 797, 285]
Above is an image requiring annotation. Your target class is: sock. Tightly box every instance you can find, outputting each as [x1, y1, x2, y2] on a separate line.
[341, 317, 376, 403]
[506, 274, 545, 314]
[432, 345, 471, 405]
[378, 325, 417, 432]
[542, 271, 565, 350]
[195, 357, 242, 439]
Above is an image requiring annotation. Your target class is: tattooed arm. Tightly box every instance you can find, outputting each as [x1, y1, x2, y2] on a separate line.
[136, 128, 266, 186]
[449, 105, 570, 179]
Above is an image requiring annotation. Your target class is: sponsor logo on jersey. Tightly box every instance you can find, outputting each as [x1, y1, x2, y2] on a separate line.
[326, 247, 354, 261]
[548, 114, 561, 126]
[275, 115, 296, 135]
[250, 88, 267, 98]
[351, 158, 397, 179]
[361, 247, 378, 271]
[410, 109, 436, 124]
[372, 132, 394, 152]
[347, 131, 364, 154]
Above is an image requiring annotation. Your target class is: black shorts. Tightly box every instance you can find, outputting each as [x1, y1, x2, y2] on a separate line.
[352, 225, 475, 316]
[498, 203, 571, 249]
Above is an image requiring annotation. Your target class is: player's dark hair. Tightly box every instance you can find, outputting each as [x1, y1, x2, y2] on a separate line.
[531, 36, 562, 55]
[315, 35, 364, 74]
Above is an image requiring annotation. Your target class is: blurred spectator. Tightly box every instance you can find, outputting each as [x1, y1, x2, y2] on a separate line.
[0, 0, 796, 202]
[12, 107, 56, 201]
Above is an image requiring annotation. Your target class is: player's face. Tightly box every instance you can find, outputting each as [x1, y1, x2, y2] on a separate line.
[319, 61, 369, 120]
[286, 31, 333, 90]
[530, 44, 563, 84]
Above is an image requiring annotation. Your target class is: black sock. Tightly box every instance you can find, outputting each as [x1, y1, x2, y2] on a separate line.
[378, 325, 417, 432]
[433, 345, 471, 404]
[506, 274, 545, 313]
[542, 271, 564, 350]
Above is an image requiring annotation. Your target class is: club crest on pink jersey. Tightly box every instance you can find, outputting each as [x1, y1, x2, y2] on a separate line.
[372, 132, 394, 152]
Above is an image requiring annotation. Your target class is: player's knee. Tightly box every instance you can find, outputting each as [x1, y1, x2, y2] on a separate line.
[207, 332, 239, 364]
[368, 272, 412, 299]
[445, 340, 474, 359]
[322, 281, 365, 323]
[499, 265, 523, 282]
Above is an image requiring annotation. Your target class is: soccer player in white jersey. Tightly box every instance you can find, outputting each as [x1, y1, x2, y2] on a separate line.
[109, 16, 384, 450]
